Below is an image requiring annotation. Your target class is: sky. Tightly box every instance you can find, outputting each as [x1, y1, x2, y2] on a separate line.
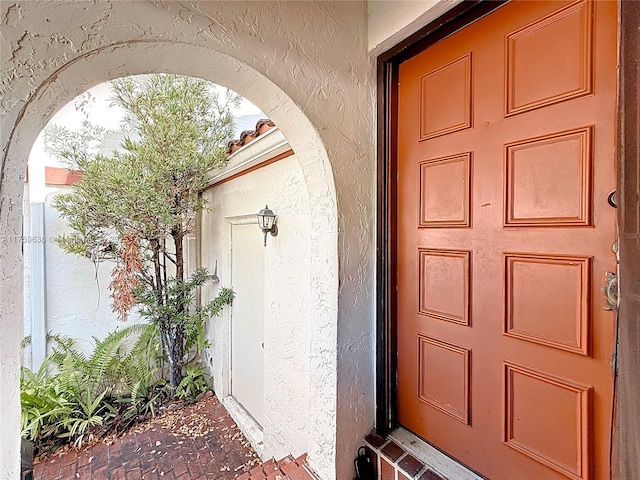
[29, 79, 264, 169]
[26, 78, 264, 203]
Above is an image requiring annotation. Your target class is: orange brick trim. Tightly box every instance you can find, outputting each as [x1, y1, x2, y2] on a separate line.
[44, 166, 83, 186]
[209, 149, 294, 188]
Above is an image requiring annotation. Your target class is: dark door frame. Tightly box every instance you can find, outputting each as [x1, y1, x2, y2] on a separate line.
[375, 2, 640, 478]
[615, 2, 640, 479]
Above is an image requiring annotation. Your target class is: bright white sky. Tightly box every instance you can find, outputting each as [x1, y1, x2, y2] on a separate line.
[29, 80, 263, 169]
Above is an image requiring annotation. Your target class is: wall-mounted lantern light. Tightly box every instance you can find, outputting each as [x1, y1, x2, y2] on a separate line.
[257, 205, 278, 246]
[207, 260, 220, 284]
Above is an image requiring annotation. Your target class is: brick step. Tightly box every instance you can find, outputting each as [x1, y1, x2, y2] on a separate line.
[365, 432, 446, 480]
[238, 454, 318, 480]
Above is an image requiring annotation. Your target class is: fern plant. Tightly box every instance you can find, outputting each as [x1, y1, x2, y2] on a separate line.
[20, 281, 231, 453]
[20, 324, 164, 454]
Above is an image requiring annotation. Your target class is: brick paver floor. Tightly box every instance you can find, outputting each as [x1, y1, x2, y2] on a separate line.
[32, 392, 316, 480]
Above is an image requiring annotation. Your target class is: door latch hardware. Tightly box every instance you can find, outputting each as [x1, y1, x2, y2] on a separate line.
[603, 272, 618, 311]
[607, 190, 617, 208]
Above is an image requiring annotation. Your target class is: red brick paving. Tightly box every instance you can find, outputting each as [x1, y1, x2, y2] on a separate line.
[236, 454, 313, 480]
[32, 393, 316, 480]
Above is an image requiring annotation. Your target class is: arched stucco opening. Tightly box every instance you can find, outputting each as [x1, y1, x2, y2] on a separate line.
[1, 41, 338, 479]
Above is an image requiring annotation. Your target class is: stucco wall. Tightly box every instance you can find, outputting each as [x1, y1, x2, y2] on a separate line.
[41, 190, 143, 356]
[200, 152, 311, 462]
[367, 0, 462, 53]
[0, 2, 378, 478]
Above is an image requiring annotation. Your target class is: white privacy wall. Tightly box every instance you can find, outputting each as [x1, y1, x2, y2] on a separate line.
[200, 153, 312, 462]
[21, 187, 145, 369]
[42, 190, 143, 356]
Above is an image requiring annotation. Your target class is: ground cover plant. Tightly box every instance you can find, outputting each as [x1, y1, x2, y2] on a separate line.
[21, 281, 232, 456]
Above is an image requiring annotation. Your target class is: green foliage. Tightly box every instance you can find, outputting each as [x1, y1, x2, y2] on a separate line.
[20, 358, 73, 443]
[116, 384, 166, 426]
[43, 91, 116, 170]
[60, 390, 107, 448]
[175, 364, 210, 401]
[134, 267, 234, 389]
[19, 309, 232, 454]
[136, 269, 234, 353]
[47, 325, 152, 399]
[20, 325, 166, 455]
[51, 75, 239, 266]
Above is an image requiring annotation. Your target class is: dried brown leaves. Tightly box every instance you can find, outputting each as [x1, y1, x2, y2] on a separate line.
[110, 233, 143, 321]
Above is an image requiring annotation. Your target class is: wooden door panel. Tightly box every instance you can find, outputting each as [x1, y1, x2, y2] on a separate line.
[396, 1, 617, 478]
[504, 127, 593, 226]
[504, 362, 592, 480]
[419, 54, 473, 140]
[418, 249, 471, 325]
[505, 0, 594, 115]
[419, 153, 472, 228]
[504, 253, 591, 355]
[418, 335, 471, 424]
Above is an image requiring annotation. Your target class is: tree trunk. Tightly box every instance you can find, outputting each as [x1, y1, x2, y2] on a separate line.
[167, 323, 185, 388]
[163, 224, 186, 391]
[150, 239, 164, 308]
[173, 223, 184, 283]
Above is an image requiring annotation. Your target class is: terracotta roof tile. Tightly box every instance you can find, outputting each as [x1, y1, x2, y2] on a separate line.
[227, 119, 276, 155]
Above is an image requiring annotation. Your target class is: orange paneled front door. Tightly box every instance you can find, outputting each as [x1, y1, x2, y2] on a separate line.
[396, 1, 617, 479]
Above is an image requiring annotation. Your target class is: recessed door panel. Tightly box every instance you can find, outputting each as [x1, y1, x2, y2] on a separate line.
[231, 222, 265, 426]
[419, 54, 473, 140]
[505, 253, 591, 355]
[504, 362, 592, 480]
[418, 336, 471, 424]
[506, 0, 593, 115]
[505, 127, 593, 226]
[419, 153, 472, 227]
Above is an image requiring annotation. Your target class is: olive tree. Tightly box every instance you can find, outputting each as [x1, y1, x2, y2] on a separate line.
[51, 74, 237, 390]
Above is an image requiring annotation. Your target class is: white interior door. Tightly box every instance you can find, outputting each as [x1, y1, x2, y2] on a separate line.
[231, 222, 265, 426]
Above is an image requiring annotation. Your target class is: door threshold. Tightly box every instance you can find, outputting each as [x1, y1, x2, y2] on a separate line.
[222, 395, 265, 459]
[365, 427, 485, 480]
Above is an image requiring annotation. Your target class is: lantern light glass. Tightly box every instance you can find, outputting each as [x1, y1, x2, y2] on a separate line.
[256, 205, 278, 246]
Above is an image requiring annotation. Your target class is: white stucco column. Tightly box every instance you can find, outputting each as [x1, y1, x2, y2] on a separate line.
[29, 202, 46, 369]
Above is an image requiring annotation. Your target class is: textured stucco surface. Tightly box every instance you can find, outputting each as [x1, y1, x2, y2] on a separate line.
[200, 153, 312, 462]
[367, 0, 461, 53]
[35, 191, 144, 356]
[0, 1, 378, 478]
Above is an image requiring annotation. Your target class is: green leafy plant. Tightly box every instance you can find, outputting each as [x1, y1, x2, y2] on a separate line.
[20, 358, 72, 443]
[20, 325, 168, 454]
[175, 364, 210, 401]
[60, 390, 108, 448]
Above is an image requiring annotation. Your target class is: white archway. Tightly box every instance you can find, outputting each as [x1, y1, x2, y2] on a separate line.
[1, 40, 339, 479]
